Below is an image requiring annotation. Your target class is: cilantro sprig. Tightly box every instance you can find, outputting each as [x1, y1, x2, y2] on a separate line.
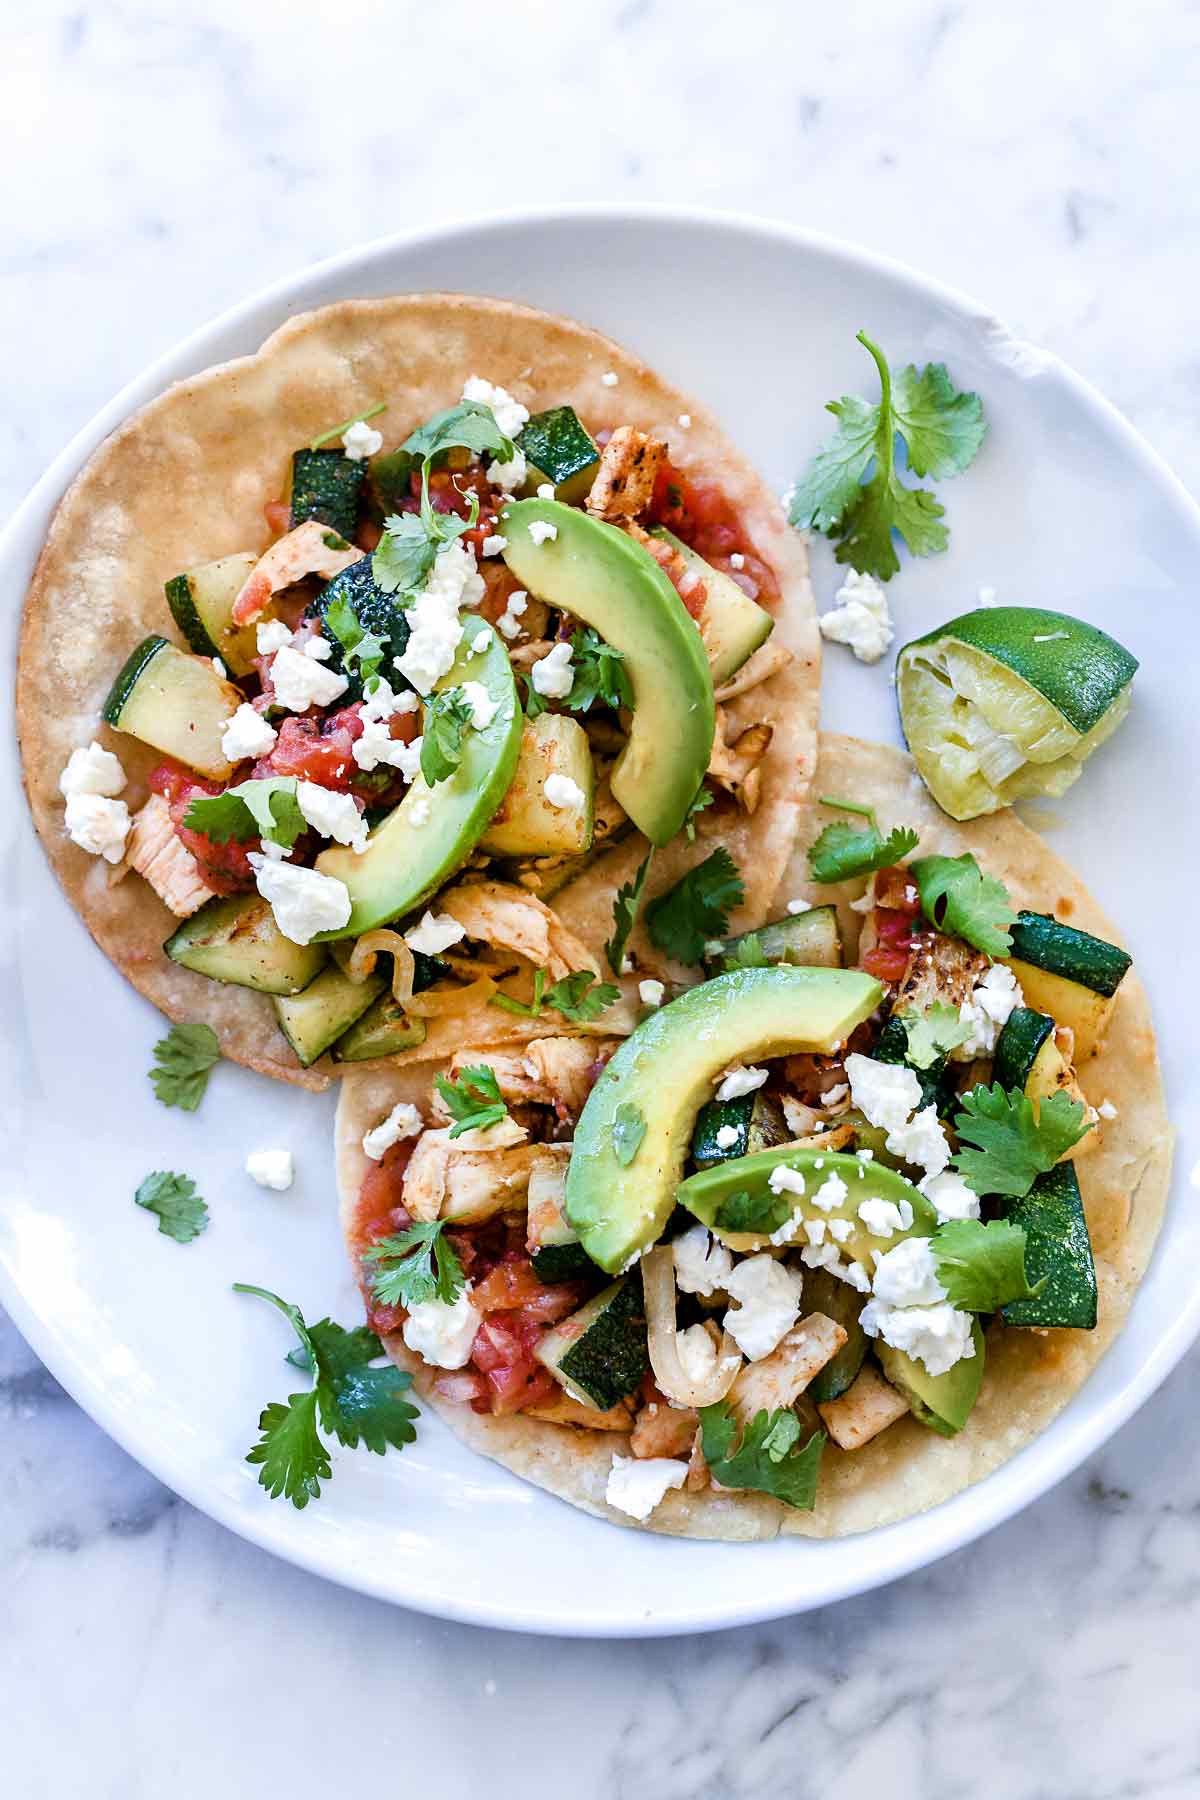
[434, 1065, 509, 1138]
[363, 1221, 465, 1310]
[322, 595, 387, 687]
[235, 1284, 418, 1509]
[604, 850, 653, 976]
[807, 796, 919, 884]
[646, 848, 744, 965]
[698, 1404, 825, 1510]
[952, 1083, 1091, 1199]
[183, 776, 304, 849]
[896, 1002, 969, 1070]
[310, 401, 387, 452]
[564, 627, 633, 713]
[149, 1021, 220, 1112]
[929, 1217, 1042, 1312]
[912, 853, 1017, 958]
[788, 330, 986, 580]
[489, 967, 620, 1023]
[134, 1171, 209, 1243]
[420, 687, 474, 786]
[682, 786, 714, 841]
[372, 401, 514, 595]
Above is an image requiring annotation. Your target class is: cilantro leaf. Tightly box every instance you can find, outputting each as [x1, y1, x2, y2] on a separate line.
[434, 1064, 509, 1138]
[789, 331, 985, 580]
[420, 687, 474, 786]
[400, 399, 514, 469]
[952, 1084, 1092, 1199]
[897, 1002, 970, 1070]
[373, 510, 444, 595]
[565, 627, 634, 714]
[698, 1404, 825, 1510]
[930, 1218, 1042, 1313]
[808, 818, 919, 884]
[713, 1187, 793, 1235]
[322, 594, 387, 685]
[362, 1222, 465, 1310]
[371, 400, 512, 588]
[604, 850, 653, 976]
[911, 853, 1017, 957]
[683, 785, 714, 842]
[246, 1390, 330, 1509]
[612, 1102, 647, 1166]
[149, 1021, 220, 1111]
[134, 1170, 209, 1243]
[183, 776, 304, 849]
[488, 967, 548, 1018]
[720, 932, 769, 972]
[645, 848, 745, 965]
[544, 970, 621, 1023]
[520, 672, 547, 720]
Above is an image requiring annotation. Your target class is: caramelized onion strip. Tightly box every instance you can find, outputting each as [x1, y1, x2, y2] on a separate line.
[642, 1245, 741, 1409]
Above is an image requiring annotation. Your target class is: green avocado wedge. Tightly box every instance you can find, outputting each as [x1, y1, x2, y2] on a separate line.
[499, 500, 715, 845]
[876, 1323, 986, 1436]
[564, 966, 883, 1273]
[313, 628, 521, 938]
[676, 1146, 937, 1258]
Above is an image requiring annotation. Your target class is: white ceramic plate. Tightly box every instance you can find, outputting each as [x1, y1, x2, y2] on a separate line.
[2, 208, 1196, 1637]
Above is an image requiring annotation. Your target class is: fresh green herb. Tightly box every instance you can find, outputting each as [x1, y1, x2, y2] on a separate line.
[420, 687, 474, 786]
[930, 1218, 1042, 1312]
[322, 594, 387, 686]
[183, 776, 305, 850]
[564, 627, 633, 714]
[544, 970, 621, 1023]
[788, 330, 986, 581]
[235, 1284, 418, 1508]
[698, 1404, 825, 1510]
[372, 401, 514, 594]
[713, 1187, 792, 1235]
[400, 399, 514, 470]
[309, 401, 387, 452]
[322, 531, 352, 552]
[521, 673, 548, 720]
[149, 1021, 220, 1112]
[488, 968, 548, 1018]
[134, 1171, 209, 1243]
[952, 1084, 1091, 1199]
[645, 848, 745, 965]
[363, 1221, 465, 1309]
[807, 798, 919, 884]
[604, 850, 654, 976]
[897, 1002, 970, 1071]
[720, 933, 769, 971]
[434, 1065, 509, 1138]
[682, 785, 714, 842]
[912, 853, 1017, 958]
[611, 1102, 647, 1167]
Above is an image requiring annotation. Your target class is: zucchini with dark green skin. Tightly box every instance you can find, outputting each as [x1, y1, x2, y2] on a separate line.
[274, 965, 388, 1068]
[691, 1091, 788, 1167]
[289, 448, 366, 538]
[165, 894, 326, 995]
[535, 1275, 649, 1410]
[527, 1156, 596, 1282]
[873, 1014, 959, 1116]
[306, 557, 412, 701]
[1001, 1160, 1097, 1329]
[993, 1007, 1056, 1092]
[329, 947, 447, 1062]
[1009, 912, 1131, 996]
[517, 406, 600, 504]
[103, 635, 241, 780]
[165, 553, 260, 676]
[704, 907, 843, 975]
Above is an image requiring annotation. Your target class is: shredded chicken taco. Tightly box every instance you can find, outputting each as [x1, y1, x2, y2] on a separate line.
[335, 735, 1169, 1539]
[18, 295, 818, 1089]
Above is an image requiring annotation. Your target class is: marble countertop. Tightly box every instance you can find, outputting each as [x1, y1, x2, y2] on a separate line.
[5, 3, 1200, 1794]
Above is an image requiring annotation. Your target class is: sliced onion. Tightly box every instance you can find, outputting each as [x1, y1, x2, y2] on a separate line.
[406, 972, 497, 1017]
[642, 1245, 741, 1409]
[347, 929, 416, 1007]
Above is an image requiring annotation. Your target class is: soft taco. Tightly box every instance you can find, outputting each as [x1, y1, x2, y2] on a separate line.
[335, 735, 1169, 1540]
[18, 295, 818, 1089]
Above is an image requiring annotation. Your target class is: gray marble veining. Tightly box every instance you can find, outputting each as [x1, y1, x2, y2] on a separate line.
[4, 2, 1200, 1795]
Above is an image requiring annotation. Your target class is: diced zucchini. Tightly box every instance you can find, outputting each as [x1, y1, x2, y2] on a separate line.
[479, 713, 595, 857]
[102, 636, 242, 780]
[506, 782, 631, 898]
[1007, 912, 1131, 1060]
[803, 1268, 868, 1404]
[273, 965, 387, 1068]
[164, 553, 261, 677]
[527, 1152, 595, 1281]
[873, 1014, 959, 1116]
[704, 906, 842, 976]
[535, 1275, 649, 1411]
[992, 1006, 1056, 1092]
[649, 527, 773, 684]
[517, 406, 600, 505]
[165, 894, 326, 995]
[288, 448, 366, 539]
[691, 1091, 788, 1167]
[1001, 1161, 1098, 1329]
[306, 557, 412, 702]
[332, 994, 428, 1062]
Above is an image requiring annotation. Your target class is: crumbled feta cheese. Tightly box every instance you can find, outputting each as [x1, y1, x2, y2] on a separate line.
[803, 1218, 826, 1247]
[729, 553, 746, 570]
[461, 374, 530, 439]
[459, 680, 499, 730]
[857, 1195, 914, 1239]
[395, 539, 483, 693]
[256, 619, 292, 655]
[506, 590, 528, 617]
[536, 482, 555, 499]
[768, 1163, 806, 1197]
[714, 1123, 740, 1150]
[605, 1454, 687, 1520]
[245, 1148, 294, 1191]
[723, 1255, 804, 1361]
[849, 874, 879, 915]
[362, 1101, 423, 1160]
[919, 1169, 981, 1223]
[818, 570, 894, 664]
[673, 1224, 733, 1297]
[403, 1288, 482, 1369]
[676, 1323, 720, 1385]
[845, 1053, 923, 1133]
[471, 627, 492, 655]
[212, 656, 227, 677]
[65, 793, 130, 862]
[342, 419, 383, 460]
[977, 585, 997, 608]
[785, 898, 811, 915]
[405, 910, 467, 956]
[859, 1297, 975, 1378]
[248, 853, 351, 944]
[827, 1217, 853, 1244]
[677, 413, 692, 428]
[481, 534, 508, 557]
[1098, 1099, 1118, 1121]
[954, 963, 1024, 1060]
[872, 1237, 947, 1307]
[221, 703, 278, 763]
[544, 772, 585, 810]
[715, 1065, 769, 1102]
[409, 794, 432, 827]
[886, 1104, 951, 1178]
[600, 371, 619, 388]
[486, 448, 527, 492]
[353, 715, 422, 777]
[639, 979, 666, 1008]
[259, 839, 289, 862]
[296, 781, 368, 852]
[822, 1083, 849, 1107]
[269, 644, 350, 712]
[531, 641, 575, 699]
[839, 1262, 873, 1293]
[60, 741, 126, 799]
[303, 635, 332, 662]
[528, 520, 558, 547]
[811, 1172, 849, 1213]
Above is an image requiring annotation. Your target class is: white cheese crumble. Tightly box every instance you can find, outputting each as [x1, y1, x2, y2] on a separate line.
[296, 781, 368, 852]
[673, 1223, 733, 1297]
[817, 570, 894, 664]
[256, 619, 293, 655]
[714, 1122, 740, 1150]
[857, 1195, 914, 1239]
[245, 1148, 294, 1191]
[845, 1053, 922, 1134]
[886, 1104, 951, 1178]
[919, 1169, 981, 1223]
[342, 418, 384, 460]
[639, 979, 666, 1008]
[676, 1323, 720, 1386]
[811, 1172, 849, 1213]
[394, 539, 483, 694]
[1098, 1099, 1118, 1121]
[767, 1164, 806, 1197]
[729, 552, 746, 570]
[481, 534, 509, 557]
[403, 1288, 482, 1369]
[409, 794, 432, 827]
[212, 656, 227, 677]
[60, 741, 126, 799]
[677, 413, 692, 428]
[785, 898, 811, 915]
[487, 447, 527, 492]
[605, 1454, 687, 1520]
[461, 374, 529, 440]
[723, 1255, 804, 1361]
[269, 644, 350, 713]
[528, 520, 558, 546]
[872, 1237, 947, 1308]
[405, 910, 467, 956]
[362, 1102, 423, 1161]
[715, 1065, 768, 1102]
[600, 371, 619, 387]
[536, 482, 555, 499]
[459, 680, 499, 730]
[303, 635, 332, 662]
[221, 703, 278, 763]
[544, 771, 585, 810]
[827, 1217, 853, 1244]
[954, 963, 1024, 1060]
[65, 794, 130, 862]
[471, 627, 492, 655]
[248, 853, 352, 944]
[531, 640, 575, 698]
[859, 1297, 975, 1378]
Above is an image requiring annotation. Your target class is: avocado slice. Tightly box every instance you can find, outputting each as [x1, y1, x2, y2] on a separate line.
[876, 1323, 985, 1436]
[677, 1145, 937, 1256]
[564, 966, 883, 1272]
[499, 500, 715, 845]
[313, 628, 522, 938]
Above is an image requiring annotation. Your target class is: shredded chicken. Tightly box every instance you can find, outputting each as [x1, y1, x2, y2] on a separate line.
[728, 1313, 847, 1423]
[231, 519, 361, 625]
[684, 1426, 710, 1491]
[438, 879, 601, 981]
[505, 638, 555, 674]
[818, 1362, 910, 1450]
[1048, 1026, 1097, 1157]
[523, 1036, 617, 1116]
[894, 931, 989, 1017]
[713, 638, 794, 702]
[629, 1399, 699, 1459]
[525, 1394, 634, 1431]
[126, 795, 216, 917]
[585, 426, 668, 521]
[625, 518, 705, 612]
[401, 1123, 540, 1224]
[707, 708, 773, 814]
